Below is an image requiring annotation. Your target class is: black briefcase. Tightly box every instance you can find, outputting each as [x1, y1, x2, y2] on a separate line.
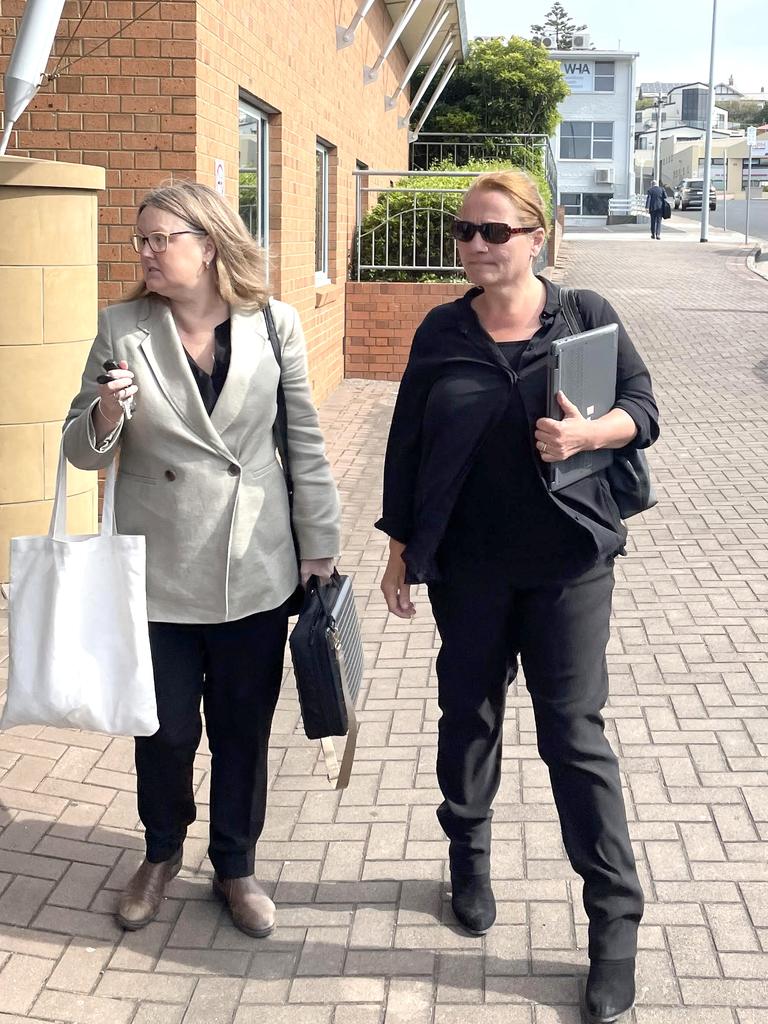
[289, 571, 363, 789]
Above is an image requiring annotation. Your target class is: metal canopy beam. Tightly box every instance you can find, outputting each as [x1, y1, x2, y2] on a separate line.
[385, 0, 449, 110]
[364, 0, 426, 84]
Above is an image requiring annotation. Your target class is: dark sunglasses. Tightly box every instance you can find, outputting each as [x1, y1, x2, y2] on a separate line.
[452, 220, 537, 244]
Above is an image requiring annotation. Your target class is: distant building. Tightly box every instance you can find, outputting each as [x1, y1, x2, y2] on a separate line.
[548, 44, 638, 223]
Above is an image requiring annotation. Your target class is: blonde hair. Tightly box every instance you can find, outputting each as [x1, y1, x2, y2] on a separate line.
[125, 180, 270, 311]
[464, 169, 549, 233]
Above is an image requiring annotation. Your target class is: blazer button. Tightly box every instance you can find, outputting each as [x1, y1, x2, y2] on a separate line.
[227, 464, 240, 476]
[164, 470, 176, 482]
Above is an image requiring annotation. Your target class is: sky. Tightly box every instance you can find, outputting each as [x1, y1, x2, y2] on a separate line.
[465, 0, 768, 94]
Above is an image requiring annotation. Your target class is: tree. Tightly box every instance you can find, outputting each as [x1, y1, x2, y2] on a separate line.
[531, 3, 587, 49]
[414, 36, 569, 137]
[720, 99, 768, 127]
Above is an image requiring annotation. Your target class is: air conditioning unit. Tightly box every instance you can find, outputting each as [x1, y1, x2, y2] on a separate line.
[595, 167, 615, 184]
[572, 32, 591, 49]
[541, 35, 555, 48]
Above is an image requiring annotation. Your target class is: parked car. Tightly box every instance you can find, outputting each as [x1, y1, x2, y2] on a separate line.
[673, 178, 717, 211]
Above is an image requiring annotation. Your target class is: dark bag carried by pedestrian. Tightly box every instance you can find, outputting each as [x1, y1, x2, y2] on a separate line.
[289, 571, 363, 789]
[559, 288, 658, 519]
[264, 304, 364, 789]
[661, 194, 672, 219]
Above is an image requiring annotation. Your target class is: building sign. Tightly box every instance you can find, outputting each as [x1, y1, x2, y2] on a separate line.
[561, 60, 593, 92]
[214, 159, 225, 195]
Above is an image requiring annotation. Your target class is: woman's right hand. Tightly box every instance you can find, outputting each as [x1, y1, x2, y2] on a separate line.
[381, 539, 416, 619]
[96, 360, 137, 424]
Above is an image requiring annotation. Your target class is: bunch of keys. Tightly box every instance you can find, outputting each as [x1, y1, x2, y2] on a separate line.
[97, 359, 133, 420]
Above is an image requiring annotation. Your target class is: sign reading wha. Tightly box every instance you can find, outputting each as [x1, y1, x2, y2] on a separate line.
[561, 60, 593, 92]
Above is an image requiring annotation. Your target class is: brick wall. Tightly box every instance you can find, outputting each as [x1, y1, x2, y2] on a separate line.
[0, 1, 197, 304]
[0, 1, 412, 401]
[345, 281, 470, 380]
[192, 0, 411, 400]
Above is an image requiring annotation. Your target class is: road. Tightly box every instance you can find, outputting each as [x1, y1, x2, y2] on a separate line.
[678, 198, 768, 242]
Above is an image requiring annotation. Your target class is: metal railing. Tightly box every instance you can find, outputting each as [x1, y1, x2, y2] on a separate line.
[352, 169, 549, 281]
[409, 132, 558, 210]
[608, 195, 650, 218]
[353, 170, 470, 281]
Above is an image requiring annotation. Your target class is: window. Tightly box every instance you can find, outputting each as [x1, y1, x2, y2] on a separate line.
[594, 61, 615, 92]
[681, 87, 708, 128]
[560, 192, 613, 216]
[315, 142, 330, 283]
[239, 99, 271, 248]
[560, 121, 614, 160]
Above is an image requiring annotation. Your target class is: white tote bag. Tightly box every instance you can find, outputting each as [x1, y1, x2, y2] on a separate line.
[1, 434, 158, 736]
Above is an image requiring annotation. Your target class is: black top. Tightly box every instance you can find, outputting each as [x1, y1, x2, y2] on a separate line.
[439, 340, 585, 584]
[375, 278, 660, 586]
[183, 319, 231, 415]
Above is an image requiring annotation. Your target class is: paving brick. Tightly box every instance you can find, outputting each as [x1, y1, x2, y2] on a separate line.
[96, 969, 196, 1002]
[31, 989, 136, 1024]
[0, 953, 54, 1014]
[289, 977, 386, 1003]
[47, 937, 115, 993]
[666, 926, 720, 977]
[47, 862, 110, 910]
[180, 977, 243, 1023]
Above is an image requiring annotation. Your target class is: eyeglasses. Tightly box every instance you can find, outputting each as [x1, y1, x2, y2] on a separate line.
[452, 220, 538, 244]
[130, 230, 206, 254]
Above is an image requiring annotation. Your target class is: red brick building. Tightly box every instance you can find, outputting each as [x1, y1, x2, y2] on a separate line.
[0, 0, 467, 399]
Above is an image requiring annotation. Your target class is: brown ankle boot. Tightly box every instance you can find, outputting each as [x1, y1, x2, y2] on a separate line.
[116, 849, 183, 930]
[213, 874, 275, 937]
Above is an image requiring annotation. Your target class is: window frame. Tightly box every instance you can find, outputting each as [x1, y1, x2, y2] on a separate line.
[315, 141, 331, 285]
[559, 121, 614, 161]
[594, 61, 615, 93]
[559, 191, 614, 217]
[238, 97, 271, 251]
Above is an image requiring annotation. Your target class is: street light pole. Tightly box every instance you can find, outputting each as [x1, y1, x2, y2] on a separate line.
[654, 95, 662, 183]
[700, 0, 718, 242]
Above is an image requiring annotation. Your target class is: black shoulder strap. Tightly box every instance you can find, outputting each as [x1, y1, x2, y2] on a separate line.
[559, 287, 586, 336]
[263, 302, 294, 506]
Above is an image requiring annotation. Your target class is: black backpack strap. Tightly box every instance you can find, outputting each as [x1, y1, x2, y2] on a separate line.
[263, 302, 294, 508]
[559, 286, 586, 335]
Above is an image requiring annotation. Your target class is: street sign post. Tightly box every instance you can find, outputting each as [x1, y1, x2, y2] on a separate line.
[744, 129, 759, 242]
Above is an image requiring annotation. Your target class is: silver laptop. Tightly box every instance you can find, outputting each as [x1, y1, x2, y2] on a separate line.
[547, 323, 619, 493]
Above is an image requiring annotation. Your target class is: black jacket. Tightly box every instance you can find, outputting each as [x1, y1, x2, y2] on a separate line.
[375, 278, 660, 584]
[646, 185, 666, 213]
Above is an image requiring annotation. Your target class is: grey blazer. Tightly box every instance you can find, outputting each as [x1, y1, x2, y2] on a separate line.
[63, 296, 341, 623]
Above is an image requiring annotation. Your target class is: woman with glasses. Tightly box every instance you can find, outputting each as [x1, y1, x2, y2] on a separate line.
[63, 181, 340, 938]
[376, 171, 658, 1024]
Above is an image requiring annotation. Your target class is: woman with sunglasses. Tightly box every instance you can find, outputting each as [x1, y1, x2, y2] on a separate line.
[63, 181, 340, 937]
[377, 171, 658, 1024]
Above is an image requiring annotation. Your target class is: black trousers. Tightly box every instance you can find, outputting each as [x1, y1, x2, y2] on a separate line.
[135, 602, 289, 878]
[650, 211, 662, 237]
[428, 559, 643, 960]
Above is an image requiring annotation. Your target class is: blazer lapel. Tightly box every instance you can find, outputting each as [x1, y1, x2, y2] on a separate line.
[209, 309, 269, 438]
[137, 299, 236, 462]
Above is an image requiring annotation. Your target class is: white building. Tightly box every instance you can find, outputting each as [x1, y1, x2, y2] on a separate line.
[548, 42, 638, 224]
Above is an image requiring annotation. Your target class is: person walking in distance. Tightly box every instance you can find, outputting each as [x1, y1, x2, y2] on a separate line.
[645, 179, 666, 239]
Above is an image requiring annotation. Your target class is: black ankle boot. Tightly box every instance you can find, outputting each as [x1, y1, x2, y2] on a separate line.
[449, 872, 496, 935]
[585, 957, 635, 1023]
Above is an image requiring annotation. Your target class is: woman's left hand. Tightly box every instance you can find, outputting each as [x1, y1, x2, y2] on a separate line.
[300, 557, 335, 586]
[535, 391, 596, 463]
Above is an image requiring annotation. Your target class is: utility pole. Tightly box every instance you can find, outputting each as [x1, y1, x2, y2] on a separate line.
[653, 95, 663, 183]
[700, 0, 718, 242]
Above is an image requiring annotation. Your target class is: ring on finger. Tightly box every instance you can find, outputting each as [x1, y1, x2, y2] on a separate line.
[539, 440, 547, 453]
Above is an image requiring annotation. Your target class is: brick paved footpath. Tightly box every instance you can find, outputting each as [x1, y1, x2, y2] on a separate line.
[1, 236, 767, 1023]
